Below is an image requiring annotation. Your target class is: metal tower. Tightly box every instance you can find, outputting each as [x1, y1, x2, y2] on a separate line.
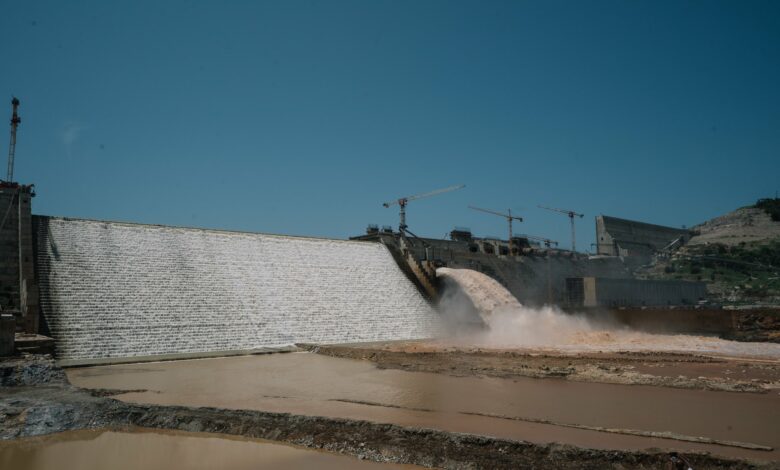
[6, 97, 21, 183]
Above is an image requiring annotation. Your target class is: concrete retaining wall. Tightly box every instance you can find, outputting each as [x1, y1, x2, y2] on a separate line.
[572, 277, 707, 308]
[33, 217, 440, 362]
[596, 215, 690, 257]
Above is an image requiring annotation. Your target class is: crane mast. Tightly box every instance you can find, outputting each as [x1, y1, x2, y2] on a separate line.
[383, 184, 465, 233]
[6, 97, 20, 183]
[538, 205, 583, 252]
[468, 205, 523, 255]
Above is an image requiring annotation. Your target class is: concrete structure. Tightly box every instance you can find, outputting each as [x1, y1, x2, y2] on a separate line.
[0, 183, 38, 333]
[566, 277, 707, 308]
[595, 215, 691, 258]
[1, 179, 721, 362]
[33, 216, 440, 363]
[0, 314, 14, 356]
[352, 229, 640, 307]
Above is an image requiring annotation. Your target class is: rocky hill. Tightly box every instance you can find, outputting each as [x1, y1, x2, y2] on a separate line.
[639, 199, 780, 307]
[689, 205, 780, 246]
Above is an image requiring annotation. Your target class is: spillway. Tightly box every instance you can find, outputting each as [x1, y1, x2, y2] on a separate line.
[436, 267, 522, 320]
[33, 217, 440, 363]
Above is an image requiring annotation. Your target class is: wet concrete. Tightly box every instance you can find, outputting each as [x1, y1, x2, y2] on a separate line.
[67, 352, 780, 462]
[0, 428, 416, 470]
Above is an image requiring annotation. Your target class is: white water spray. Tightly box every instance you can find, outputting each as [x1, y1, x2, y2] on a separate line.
[435, 267, 521, 318]
[436, 267, 780, 358]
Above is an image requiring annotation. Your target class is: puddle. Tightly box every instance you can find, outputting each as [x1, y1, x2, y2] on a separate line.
[0, 428, 417, 470]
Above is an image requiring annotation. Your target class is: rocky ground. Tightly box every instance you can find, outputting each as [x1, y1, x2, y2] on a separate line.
[689, 206, 780, 247]
[2, 354, 777, 469]
[304, 341, 780, 394]
[727, 309, 780, 343]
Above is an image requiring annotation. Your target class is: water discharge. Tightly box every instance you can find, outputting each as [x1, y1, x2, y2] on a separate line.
[436, 267, 522, 317]
[436, 267, 780, 359]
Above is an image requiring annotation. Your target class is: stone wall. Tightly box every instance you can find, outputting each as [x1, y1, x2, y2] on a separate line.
[33, 217, 440, 362]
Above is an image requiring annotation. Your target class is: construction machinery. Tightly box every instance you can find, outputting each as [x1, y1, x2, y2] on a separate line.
[524, 234, 558, 249]
[5, 97, 20, 183]
[538, 205, 583, 252]
[383, 184, 465, 233]
[468, 205, 523, 255]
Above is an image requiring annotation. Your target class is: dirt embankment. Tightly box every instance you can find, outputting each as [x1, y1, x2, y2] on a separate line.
[727, 310, 780, 343]
[2, 355, 775, 469]
[304, 342, 780, 393]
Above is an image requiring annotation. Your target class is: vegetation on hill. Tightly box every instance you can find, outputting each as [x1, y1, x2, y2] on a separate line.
[754, 197, 780, 222]
[644, 239, 780, 305]
[640, 200, 780, 306]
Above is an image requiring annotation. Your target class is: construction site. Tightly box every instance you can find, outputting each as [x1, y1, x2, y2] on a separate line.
[2, 91, 780, 470]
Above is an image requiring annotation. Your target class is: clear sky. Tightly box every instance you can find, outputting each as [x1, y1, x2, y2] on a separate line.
[1, 0, 778, 251]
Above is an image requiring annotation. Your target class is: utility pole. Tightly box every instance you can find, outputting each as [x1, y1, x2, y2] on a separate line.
[6, 97, 20, 183]
[538, 205, 584, 252]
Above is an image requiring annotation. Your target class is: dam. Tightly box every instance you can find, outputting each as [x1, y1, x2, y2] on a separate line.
[0, 182, 769, 361]
[3, 183, 780, 469]
[32, 216, 439, 363]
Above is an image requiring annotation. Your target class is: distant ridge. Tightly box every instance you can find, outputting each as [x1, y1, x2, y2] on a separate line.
[690, 206, 780, 246]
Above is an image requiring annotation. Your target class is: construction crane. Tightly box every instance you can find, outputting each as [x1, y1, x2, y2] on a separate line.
[468, 205, 523, 255]
[524, 234, 558, 249]
[383, 184, 465, 233]
[538, 205, 584, 252]
[6, 97, 20, 183]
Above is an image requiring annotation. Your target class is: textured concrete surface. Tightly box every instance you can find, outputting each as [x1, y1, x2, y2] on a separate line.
[596, 215, 690, 257]
[33, 217, 440, 361]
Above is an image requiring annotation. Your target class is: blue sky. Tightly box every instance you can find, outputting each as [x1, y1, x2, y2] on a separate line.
[1, 0, 778, 251]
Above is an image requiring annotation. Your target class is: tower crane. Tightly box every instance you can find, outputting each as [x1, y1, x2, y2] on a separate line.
[468, 205, 523, 255]
[383, 184, 465, 233]
[538, 205, 583, 252]
[6, 97, 20, 183]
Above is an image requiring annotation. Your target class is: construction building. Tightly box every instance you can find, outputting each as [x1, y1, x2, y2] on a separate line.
[595, 215, 691, 258]
[351, 226, 637, 307]
[0, 182, 38, 334]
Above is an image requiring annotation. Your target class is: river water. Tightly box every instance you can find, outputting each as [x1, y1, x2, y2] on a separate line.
[67, 352, 780, 462]
[0, 428, 416, 470]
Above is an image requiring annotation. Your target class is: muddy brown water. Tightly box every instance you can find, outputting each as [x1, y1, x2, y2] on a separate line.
[0, 428, 417, 470]
[67, 352, 780, 462]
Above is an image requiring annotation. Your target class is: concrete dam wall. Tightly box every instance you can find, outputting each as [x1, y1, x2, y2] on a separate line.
[33, 217, 440, 363]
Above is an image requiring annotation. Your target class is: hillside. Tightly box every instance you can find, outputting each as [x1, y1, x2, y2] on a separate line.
[639, 199, 780, 307]
[689, 204, 780, 246]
